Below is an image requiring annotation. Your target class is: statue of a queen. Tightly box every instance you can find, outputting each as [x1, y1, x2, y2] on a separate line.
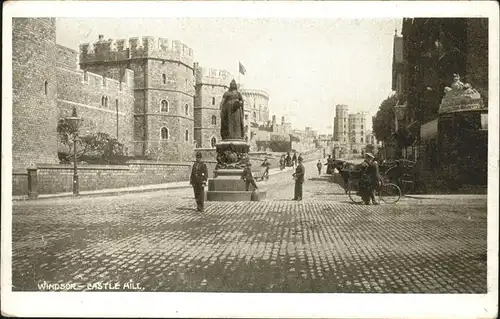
[220, 79, 245, 140]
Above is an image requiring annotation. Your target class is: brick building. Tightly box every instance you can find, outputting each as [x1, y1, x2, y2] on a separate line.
[400, 18, 488, 187]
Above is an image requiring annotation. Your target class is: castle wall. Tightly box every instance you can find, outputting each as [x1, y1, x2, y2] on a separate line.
[56, 67, 135, 153]
[56, 44, 79, 70]
[194, 65, 232, 148]
[12, 18, 59, 170]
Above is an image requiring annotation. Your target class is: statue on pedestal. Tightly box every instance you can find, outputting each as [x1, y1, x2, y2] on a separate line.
[220, 79, 245, 140]
[215, 79, 249, 170]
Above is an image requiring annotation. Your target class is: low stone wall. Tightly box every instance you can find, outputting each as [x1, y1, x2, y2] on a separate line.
[13, 160, 192, 196]
[13, 171, 28, 196]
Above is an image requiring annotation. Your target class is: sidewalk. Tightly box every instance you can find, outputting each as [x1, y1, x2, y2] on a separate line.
[12, 164, 298, 202]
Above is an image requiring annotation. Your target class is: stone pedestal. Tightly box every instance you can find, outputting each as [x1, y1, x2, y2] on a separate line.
[207, 140, 267, 201]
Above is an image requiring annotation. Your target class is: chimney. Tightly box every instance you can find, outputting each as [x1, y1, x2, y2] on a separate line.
[98, 34, 105, 41]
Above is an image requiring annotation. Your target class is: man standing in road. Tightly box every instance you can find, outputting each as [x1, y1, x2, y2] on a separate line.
[241, 162, 258, 191]
[316, 160, 322, 176]
[292, 156, 305, 200]
[190, 151, 208, 212]
[261, 158, 271, 180]
[359, 152, 381, 205]
[292, 152, 298, 168]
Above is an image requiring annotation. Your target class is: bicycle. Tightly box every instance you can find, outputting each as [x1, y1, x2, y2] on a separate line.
[347, 177, 402, 204]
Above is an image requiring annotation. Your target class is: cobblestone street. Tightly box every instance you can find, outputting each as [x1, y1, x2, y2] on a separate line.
[12, 160, 488, 293]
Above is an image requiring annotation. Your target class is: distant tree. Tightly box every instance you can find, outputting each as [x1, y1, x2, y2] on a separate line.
[57, 120, 128, 164]
[373, 94, 398, 143]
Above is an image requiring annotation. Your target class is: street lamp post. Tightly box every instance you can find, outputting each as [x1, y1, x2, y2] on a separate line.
[65, 107, 83, 196]
[394, 103, 407, 158]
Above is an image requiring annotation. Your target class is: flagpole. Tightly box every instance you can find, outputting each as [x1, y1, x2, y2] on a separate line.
[238, 61, 241, 87]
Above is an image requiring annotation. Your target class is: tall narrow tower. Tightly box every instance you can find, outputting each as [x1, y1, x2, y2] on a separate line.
[12, 18, 59, 170]
[333, 104, 348, 142]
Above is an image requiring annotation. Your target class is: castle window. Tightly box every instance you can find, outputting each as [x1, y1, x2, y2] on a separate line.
[361, 125, 364, 129]
[161, 100, 169, 112]
[212, 97, 216, 105]
[245, 114, 248, 121]
[253, 112, 256, 119]
[162, 74, 166, 84]
[161, 127, 169, 140]
[211, 137, 217, 148]
[185, 79, 188, 90]
[211, 115, 217, 125]
[44, 81, 48, 95]
[101, 96, 106, 106]
[185, 129, 189, 142]
[105, 96, 108, 107]
[361, 137, 364, 143]
[185, 104, 189, 116]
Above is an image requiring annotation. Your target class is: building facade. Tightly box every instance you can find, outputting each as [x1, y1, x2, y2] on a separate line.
[193, 64, 232, 148]
[12, 18, 136, 171]
[79, 35, 195, 162]
[400, 18, 488, 186]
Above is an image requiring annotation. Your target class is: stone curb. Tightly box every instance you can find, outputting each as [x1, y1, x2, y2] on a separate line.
[12, 157, 320, 202]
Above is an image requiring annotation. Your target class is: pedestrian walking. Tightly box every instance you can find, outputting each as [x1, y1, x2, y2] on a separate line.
[292, 152, 297, 168]
[261, 158, 271, 180]
[292, 156, 305, 200]
[190, 151, 208, 212]
[241, 162, 258, 191]
[316, 160, 322, 176]
[279, 155, 285, 170]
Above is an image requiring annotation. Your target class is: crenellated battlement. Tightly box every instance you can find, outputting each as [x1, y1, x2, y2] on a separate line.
[194, 62, 233, 87]
[241, 88, 270, 100]
[58, 67, 135, 94]
[79, 35, 194, 67]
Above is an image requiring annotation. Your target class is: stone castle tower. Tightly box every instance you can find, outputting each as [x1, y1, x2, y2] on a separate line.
[12, 18, 59, 170]
[193, 63, 232, 148]
[333, 104, 348, 142]
[79, 35, 195, 161]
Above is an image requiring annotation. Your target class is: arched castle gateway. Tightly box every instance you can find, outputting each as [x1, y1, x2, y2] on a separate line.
[79, 35, 195, 161]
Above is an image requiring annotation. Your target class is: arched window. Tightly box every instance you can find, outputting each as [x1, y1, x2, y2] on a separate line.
[161, 100, 169, 112]
[162, 74, 166, 84]
[211, 137, 217, 148]
[185, 129, 189, 142]
[44, 81, 48, 95]
[361, 125, 364, 129]
[361, 137, 364, 143]
[185, 104, 189, 116]
[101, 96, 106, 106]
[244, 114, 248, 121]
[211, 115, 217, 125]
[105, 96, 108, 107]
[212, 97, 216, 105]
[161, 127, 169, 140]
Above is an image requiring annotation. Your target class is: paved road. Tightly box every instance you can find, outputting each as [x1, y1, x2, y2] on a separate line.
[11, 161, 487, 293]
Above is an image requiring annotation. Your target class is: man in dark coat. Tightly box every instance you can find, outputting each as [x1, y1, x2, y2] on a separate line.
[261, 158, 271, 180]
[316, 160, 323, 175]
[359, 152, 381, 205]
[241, 162, 258, 191]
[292, 156, 305, 200]
[190, 151, 208, 212]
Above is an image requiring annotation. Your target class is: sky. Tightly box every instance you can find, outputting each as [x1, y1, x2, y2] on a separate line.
[57, 18, 402, 134]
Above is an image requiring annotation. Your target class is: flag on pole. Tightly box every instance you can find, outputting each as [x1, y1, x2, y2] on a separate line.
[239, 62, 246, 75]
